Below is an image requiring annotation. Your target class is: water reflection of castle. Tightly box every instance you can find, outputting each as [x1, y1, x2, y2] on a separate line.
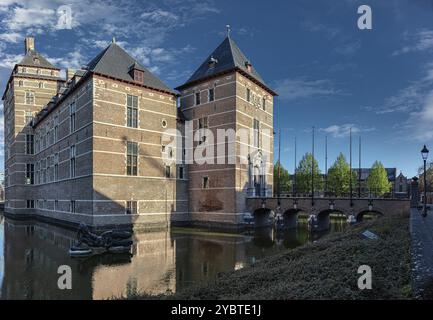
[1, 216, 335, 299]
[0, 218, 272, 299]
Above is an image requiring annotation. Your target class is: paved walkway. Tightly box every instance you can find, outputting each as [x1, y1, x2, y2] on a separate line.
[410, 206, 433, 299]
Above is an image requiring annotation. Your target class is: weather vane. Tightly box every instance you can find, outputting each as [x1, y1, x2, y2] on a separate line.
[226, 24, 231, 37]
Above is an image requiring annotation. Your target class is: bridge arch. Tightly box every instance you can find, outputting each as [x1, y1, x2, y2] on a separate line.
[252, 207, 274, 228]
[281, 208, 308, 229]
[355, 207, 384, 222]
[315, 207, 349, 232]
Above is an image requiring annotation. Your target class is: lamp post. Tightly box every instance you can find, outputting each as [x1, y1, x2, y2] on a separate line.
[311, 126, 315, 207]
[421, 145, 429, 217]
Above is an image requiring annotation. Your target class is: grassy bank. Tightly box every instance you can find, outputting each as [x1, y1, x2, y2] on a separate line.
[130, 212, 412, 300]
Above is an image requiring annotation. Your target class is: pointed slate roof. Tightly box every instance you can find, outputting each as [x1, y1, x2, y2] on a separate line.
[18, 50, 59, 70]
[176, 36, 276, 95]
[86, 42, 175, 94]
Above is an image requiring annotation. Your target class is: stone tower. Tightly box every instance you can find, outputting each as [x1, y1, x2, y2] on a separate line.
[2, 37, 63, 214]
[176, 35, 277, 228]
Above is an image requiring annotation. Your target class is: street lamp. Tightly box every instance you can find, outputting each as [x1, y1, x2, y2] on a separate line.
[421, 145, 429, 217]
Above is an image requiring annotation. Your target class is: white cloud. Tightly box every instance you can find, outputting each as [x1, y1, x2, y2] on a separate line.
[0, 0, 218, 87]
[5, 6, 56, 31]
[302, 21, 341, 40]
[334, 40, 362, 55]
[319, 124, 360, 138]
[393, 29, 433, 56]
[47, 50, 86, 70]
[376, 62, 433, 114]
[0, 32, 22, 43]
[402, 90, 433, 142]
[0, 52, 22, 68]
[274, 77, 342, 101]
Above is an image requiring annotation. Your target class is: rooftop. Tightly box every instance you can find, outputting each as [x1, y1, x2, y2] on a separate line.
[86, 41, 175, 95]
[176, 36, 277, 95]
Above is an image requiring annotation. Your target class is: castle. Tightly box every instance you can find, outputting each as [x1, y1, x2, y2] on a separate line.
[2, 36, 276, 230]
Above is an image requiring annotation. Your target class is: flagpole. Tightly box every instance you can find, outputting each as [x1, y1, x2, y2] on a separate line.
[358, 136, 361, 198]
[350, 128, 353, 206]
[325, 135, 328, 196]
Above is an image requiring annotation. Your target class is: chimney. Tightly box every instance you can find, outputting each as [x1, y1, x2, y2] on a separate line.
[24, 37, 34, 54]
[66, 68, 75, 82]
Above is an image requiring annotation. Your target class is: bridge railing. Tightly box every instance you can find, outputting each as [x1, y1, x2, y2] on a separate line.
[250, 191, 409, 200]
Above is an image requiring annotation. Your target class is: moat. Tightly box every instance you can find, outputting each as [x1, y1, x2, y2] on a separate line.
[0, 212, 346, 300]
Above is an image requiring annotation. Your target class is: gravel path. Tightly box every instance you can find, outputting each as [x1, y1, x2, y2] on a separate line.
[410, 207, 433, 299]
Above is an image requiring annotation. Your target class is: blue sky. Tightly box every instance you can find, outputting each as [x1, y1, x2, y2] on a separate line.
[1, 0, 433, 177]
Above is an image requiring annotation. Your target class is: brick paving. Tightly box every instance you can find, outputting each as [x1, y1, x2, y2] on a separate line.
[410, 206, 433, 299]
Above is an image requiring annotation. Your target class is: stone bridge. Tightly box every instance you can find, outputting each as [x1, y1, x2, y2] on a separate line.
[246, 197, 410, 231]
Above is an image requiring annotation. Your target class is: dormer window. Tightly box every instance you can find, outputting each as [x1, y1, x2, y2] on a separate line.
[208, 56, 218, 68]
[33, 57, 40, 64]
[245, 61, 252, 72]
[129, 62, 145, 84]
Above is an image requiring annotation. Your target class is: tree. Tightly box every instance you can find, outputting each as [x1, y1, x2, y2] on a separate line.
[367, 161, 392, 196]
[418, 161, 433, 193]
[295, 153, 323, 194]
[327, 153, 357, 196]
[273, 161, 291, 195]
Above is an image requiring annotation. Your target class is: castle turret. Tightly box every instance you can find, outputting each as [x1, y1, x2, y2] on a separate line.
[176, 35, 277, 227]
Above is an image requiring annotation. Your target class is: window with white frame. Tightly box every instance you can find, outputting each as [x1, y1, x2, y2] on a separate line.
[54, 153, 59, 181]
[70, 145, 76, 178]
[25, 91, 35, 105]
[70, 102, 76, 133]
[198, 117, 208, 145]
[54, 115, 58, 142]
[126, 201, 137, 215]
[195, 91, 201, 105]
[127, 94, 138, 128]
[208, 88, 215, 102]
[25, 164, 34, 185]
[126, 141, 138, 176]
[25, 134, 34, 154]
[25, 111, 33, 125]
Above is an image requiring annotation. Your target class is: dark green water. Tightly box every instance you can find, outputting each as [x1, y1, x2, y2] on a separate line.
[0, 213, 346, 299]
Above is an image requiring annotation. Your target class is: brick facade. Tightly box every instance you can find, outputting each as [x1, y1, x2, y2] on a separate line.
[2, 36, 276, 229]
